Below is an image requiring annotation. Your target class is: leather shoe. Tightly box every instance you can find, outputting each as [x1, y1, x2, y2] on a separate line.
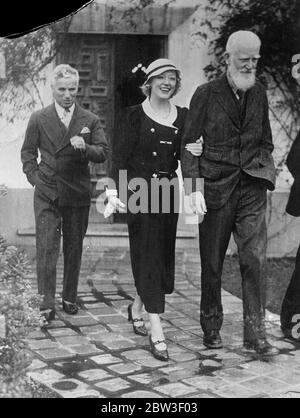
[203, 330, 223, 349]
[62, 300, 78, 315]
[40, 309, 55, 325]
[243, 339, 279, 355]
[149, 335, 169, 361]
[127, 303, 148, 336]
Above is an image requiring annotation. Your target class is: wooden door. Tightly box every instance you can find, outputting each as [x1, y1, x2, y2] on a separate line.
[57, 34, 114, 183]
[57, 34, 114, 223]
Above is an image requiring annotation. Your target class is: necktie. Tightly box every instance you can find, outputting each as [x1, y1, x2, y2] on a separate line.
[236, 89, 245, 104]
[62, 107, 71, 128]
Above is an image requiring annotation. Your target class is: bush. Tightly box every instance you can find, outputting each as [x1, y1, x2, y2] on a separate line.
[0, 235, 42, 398]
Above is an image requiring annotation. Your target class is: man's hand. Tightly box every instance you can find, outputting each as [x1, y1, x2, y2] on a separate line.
[70, 135, 86, 150]
[190, 191, 207, 215]
[185, 137, 204, 157]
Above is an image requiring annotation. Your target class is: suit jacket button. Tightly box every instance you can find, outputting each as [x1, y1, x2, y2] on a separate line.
[152, 152, 157, 156]
[151, 128, 155, 133]
[175, 130, 178, 134]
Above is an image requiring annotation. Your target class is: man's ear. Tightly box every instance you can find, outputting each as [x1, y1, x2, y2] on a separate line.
[224, 52, 230, 65]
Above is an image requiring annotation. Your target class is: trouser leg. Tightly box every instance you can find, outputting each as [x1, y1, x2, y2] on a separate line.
[233, 179, 268, 342]
[199, 195, 236, 332]
[61, 205, 90, 303]
[34, 190, 61, 310]
[280, 244, 300, 331]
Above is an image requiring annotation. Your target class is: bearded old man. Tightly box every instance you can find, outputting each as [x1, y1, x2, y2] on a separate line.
[21, 64, 108, 323]
[181, 31, 277, 355]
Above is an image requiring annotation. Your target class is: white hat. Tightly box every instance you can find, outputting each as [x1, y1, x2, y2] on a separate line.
[144, 58, 180, 84]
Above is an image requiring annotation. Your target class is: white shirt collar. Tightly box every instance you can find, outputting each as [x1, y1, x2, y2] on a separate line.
[142, 98, 178, 128]
[54, 101, 75, 118]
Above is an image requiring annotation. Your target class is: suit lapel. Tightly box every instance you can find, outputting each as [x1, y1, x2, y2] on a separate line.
[242, 83, 260, 129]
[40, 104, 65, 147]
[213, 75, 240, 129]
[58, 104, 87, 150]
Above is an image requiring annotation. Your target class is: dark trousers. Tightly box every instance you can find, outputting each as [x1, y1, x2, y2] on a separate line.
[199, 174, 267, 342]
[34, 189, 90, 310]
[280, 244, 300, 332]
[128, 212, 178, 314]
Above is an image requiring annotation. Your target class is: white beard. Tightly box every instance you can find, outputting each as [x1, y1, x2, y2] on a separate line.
[229, 66, 256, 91]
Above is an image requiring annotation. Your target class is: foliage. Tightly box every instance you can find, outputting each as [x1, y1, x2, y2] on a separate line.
[0, 235, 41, 398]
[0, 17, 73, 124]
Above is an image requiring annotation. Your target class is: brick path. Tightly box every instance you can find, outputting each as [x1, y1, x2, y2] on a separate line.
[26, 247, 300, 398]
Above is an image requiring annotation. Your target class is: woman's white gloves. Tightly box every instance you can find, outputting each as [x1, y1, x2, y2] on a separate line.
[104, 190, 126, 218]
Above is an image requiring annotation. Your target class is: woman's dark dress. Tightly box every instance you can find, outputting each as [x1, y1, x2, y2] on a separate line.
[110, 104, 187, 313]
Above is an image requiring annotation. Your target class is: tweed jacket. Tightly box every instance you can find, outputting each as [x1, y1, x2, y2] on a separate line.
[181, 74, 276, 209]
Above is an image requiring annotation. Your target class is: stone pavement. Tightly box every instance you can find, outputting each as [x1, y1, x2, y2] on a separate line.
[26, 247, 300, 398]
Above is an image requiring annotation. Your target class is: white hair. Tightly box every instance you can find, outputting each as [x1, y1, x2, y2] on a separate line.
[226, 31, 261, 55]
[51, 64, 79, 86]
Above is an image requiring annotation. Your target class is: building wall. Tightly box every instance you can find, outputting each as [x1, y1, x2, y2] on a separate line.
[168, 7, 209, 107]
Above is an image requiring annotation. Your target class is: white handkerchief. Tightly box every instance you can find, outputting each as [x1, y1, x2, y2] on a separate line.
[80, 127, 91, 134]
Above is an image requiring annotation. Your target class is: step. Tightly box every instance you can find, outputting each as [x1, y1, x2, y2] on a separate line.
[17, 224, 198, 249]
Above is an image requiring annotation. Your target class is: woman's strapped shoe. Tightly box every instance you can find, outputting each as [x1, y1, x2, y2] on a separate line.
[149, 335, 169, 362]
[127, 304, 148, 336]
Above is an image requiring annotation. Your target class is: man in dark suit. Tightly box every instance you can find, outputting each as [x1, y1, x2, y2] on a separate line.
[280, 131, 300, 340]
[181, 31, 277, 354]
[21, 64, 108, 322]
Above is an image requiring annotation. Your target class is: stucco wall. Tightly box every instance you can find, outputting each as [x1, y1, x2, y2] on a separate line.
[0, 188, 34, 244]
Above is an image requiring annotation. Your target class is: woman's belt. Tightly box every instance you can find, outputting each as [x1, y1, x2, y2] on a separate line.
[151, 170, 177, 179]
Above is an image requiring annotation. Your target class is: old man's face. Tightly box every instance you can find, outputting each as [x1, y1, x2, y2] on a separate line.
[226, 44, 260, 91]
[52, 76, 78, 109]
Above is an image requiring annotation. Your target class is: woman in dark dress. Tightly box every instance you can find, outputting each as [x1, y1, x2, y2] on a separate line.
[107, 59, 202, 361]
[281, 131, 300, 341]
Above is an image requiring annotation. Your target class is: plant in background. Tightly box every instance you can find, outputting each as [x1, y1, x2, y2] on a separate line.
[197, 0, 300, 173]
[0, 234, 41, 398]
[0, 17, 73, 126]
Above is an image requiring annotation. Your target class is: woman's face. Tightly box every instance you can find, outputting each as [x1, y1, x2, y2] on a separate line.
[150, 70, 177, 100]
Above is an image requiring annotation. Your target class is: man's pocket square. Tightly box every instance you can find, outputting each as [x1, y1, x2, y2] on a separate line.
[80, 127, 91, 134]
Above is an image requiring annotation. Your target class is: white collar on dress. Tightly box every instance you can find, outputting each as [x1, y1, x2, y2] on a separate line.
[142, 98, 178, 128]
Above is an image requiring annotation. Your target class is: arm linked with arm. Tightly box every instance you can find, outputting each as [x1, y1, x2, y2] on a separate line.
[181, 84, 209, 194]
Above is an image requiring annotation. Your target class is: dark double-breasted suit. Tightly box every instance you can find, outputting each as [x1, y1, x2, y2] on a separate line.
[181, 74, 276, 342]
[21, 103, 108, 310]
[281, 131, 300, 336]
